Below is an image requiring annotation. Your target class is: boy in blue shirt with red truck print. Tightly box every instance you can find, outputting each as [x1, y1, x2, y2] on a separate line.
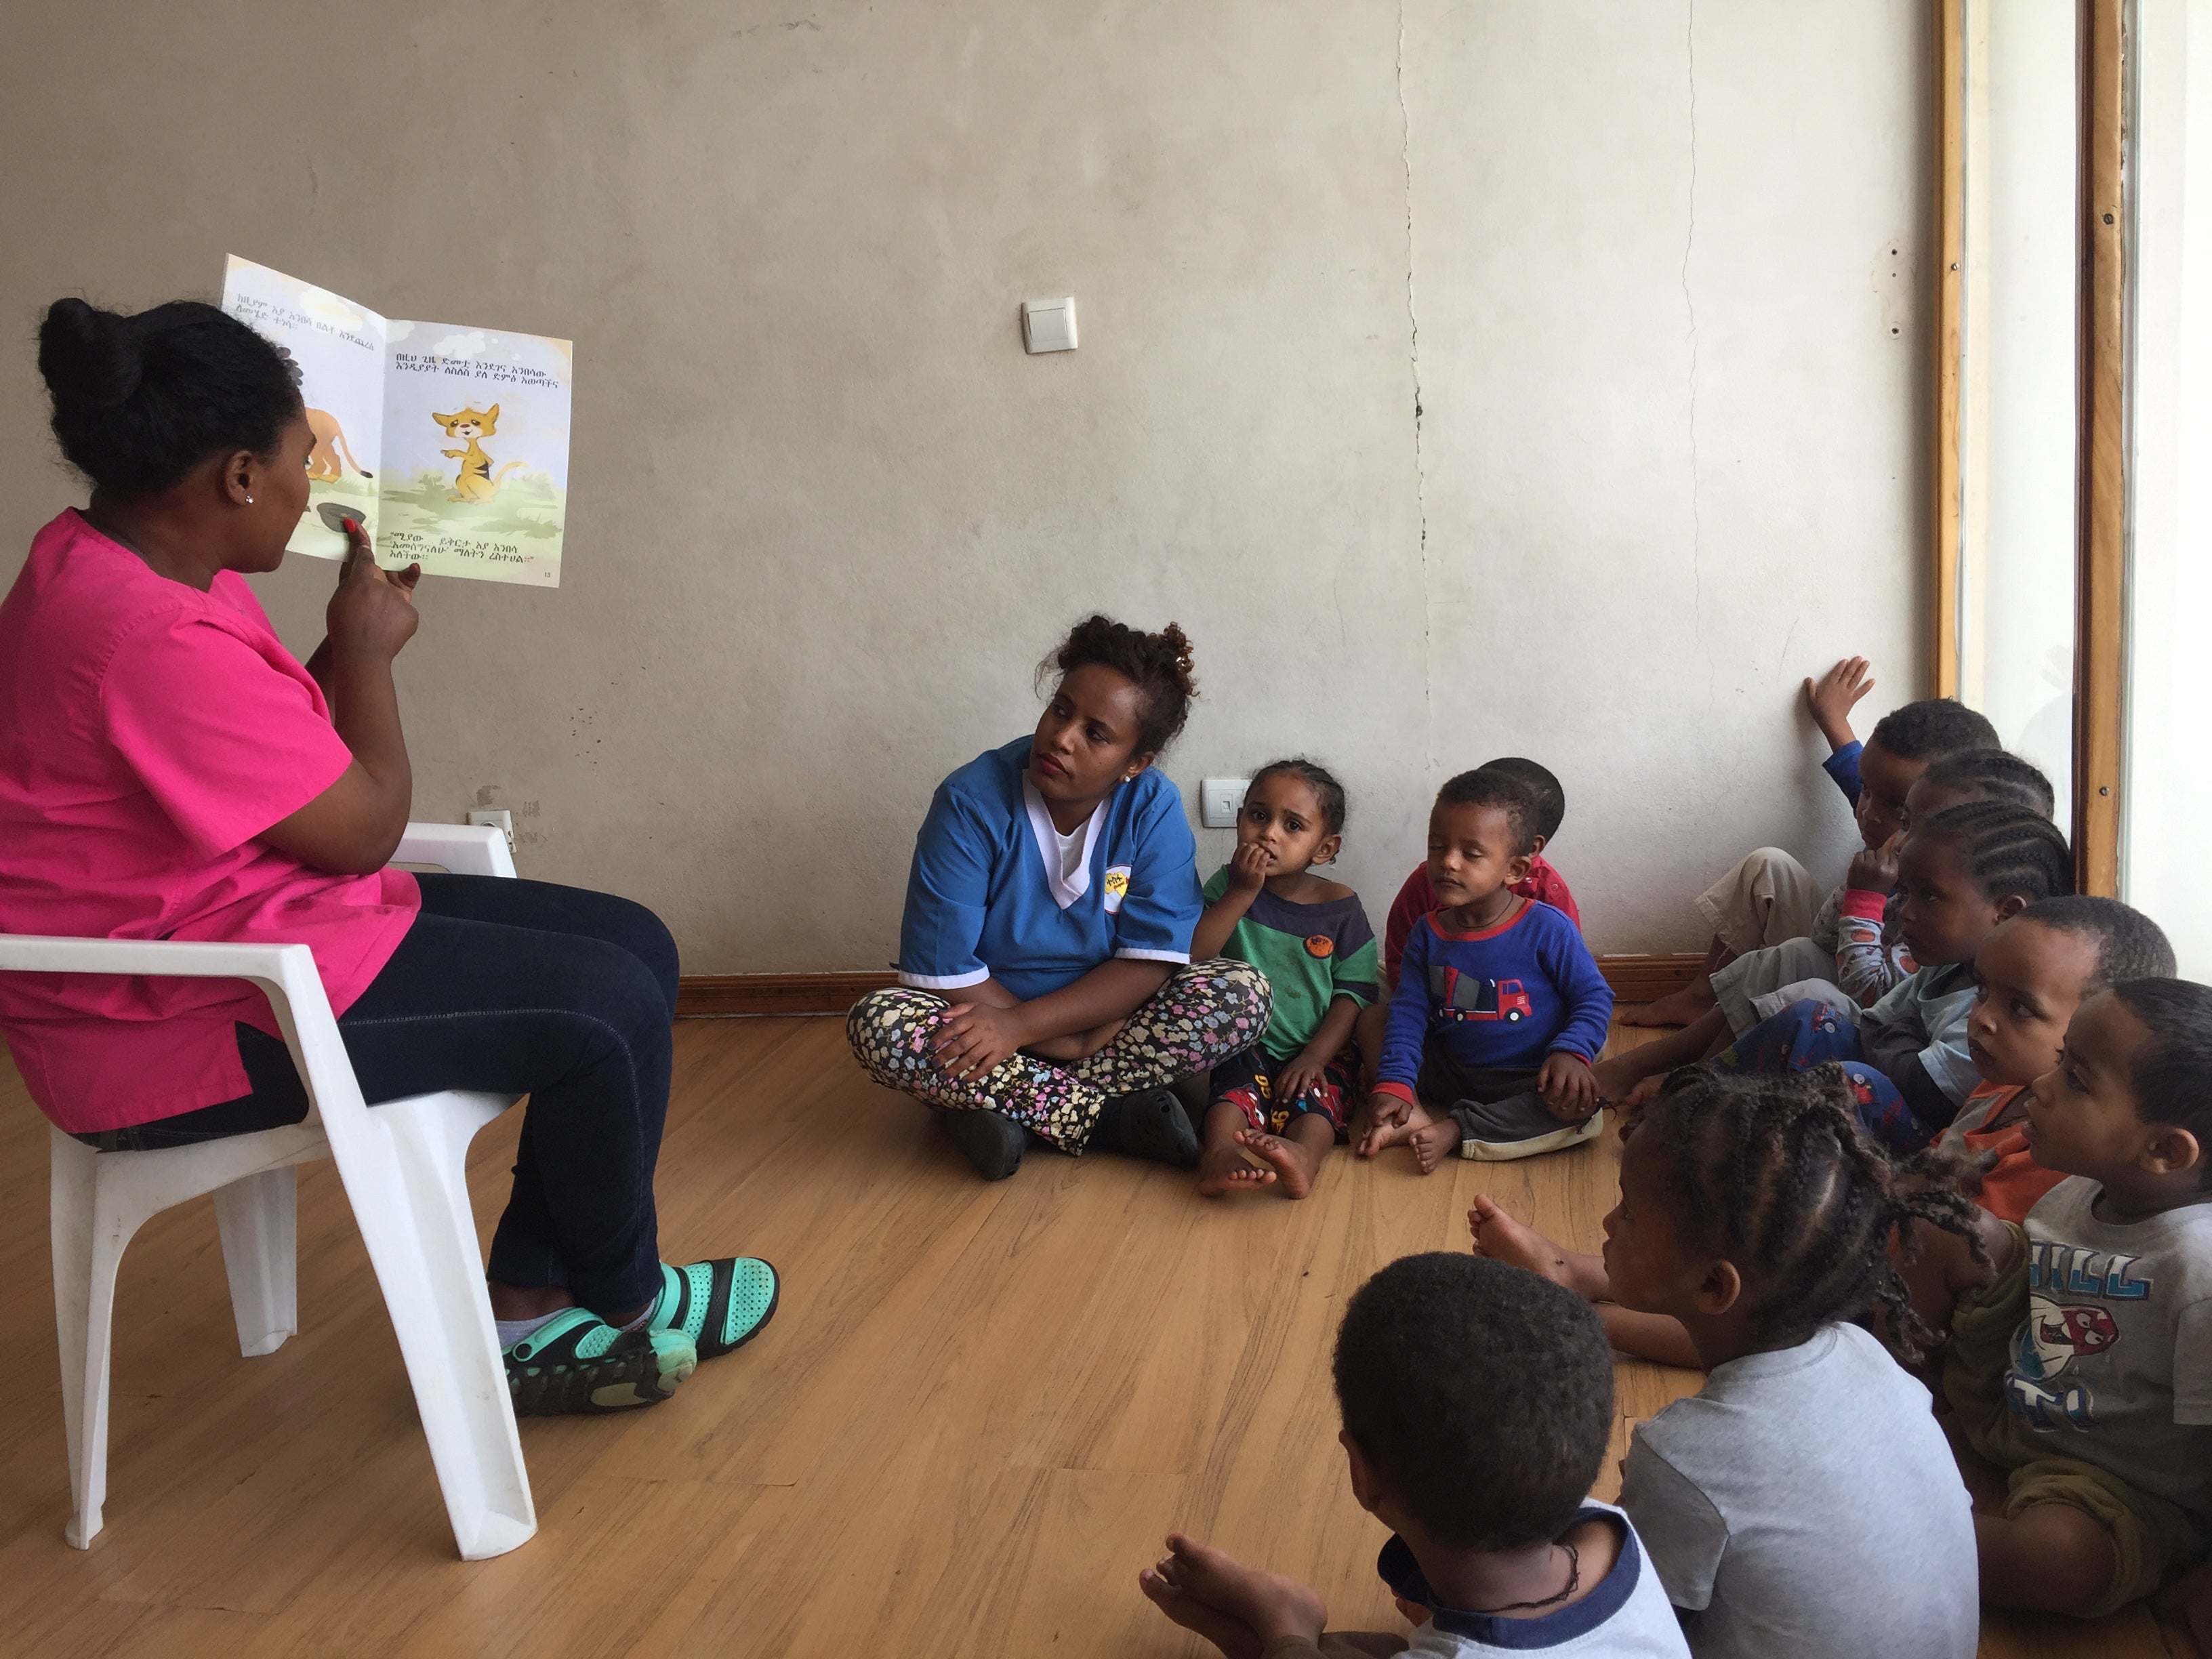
[1362, 769, 1614, 1170]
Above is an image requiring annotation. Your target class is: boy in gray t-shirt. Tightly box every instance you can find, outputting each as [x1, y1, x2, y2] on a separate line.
[1943, 978, 2212, 1621]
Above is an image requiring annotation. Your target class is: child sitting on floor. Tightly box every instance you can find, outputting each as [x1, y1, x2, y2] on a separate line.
[1600, 1066, 1982, 1658]
[1630, 689, 1999, 1029]
[1361, 771, 1612, 1170]
[1929, 979, 2212, 1624]
[1600, 799, 2073, 1155]
[1616, 747, 2055, 1088]
[1938, 895, 2173, 1225]
[1382, 758, 1580, 988]
[1191, 758, 1381, 1200]
[1136, 1252, 1689, 1658]
[1479, 895, 2177, 1377]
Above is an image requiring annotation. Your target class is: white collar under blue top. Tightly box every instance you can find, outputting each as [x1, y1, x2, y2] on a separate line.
[1021, 777, 1107, 911]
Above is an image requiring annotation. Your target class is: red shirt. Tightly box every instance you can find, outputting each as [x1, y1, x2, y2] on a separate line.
[1382, 855, 1581, 988]
[1940, 1083, 2066, 1226]
[0, 511, 420, 1131]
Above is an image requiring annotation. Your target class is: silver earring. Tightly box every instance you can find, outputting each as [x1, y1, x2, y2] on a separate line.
[245, 494, 254, 504]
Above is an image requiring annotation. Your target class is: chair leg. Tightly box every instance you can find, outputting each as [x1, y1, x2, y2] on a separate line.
[214, 1168, 298, 1357]
[50, 1130, 135, 1550]
[324, 1094, 535, 1559]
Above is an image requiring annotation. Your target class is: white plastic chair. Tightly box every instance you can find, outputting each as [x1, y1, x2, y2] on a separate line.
[3, 823, 537, 1561]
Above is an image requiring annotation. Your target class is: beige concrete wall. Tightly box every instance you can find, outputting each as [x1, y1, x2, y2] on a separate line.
[0, 0, 1925, 969]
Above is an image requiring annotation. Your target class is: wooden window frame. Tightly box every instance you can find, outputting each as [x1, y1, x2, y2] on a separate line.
[1931, 0, 2129, 897]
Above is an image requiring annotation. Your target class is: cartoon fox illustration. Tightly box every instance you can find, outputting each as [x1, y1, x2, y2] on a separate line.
[432, 405, 531, 503]
[304, 407, 371, 481]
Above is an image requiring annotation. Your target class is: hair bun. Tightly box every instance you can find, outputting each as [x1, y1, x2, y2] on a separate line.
[39, 298, 142, 412]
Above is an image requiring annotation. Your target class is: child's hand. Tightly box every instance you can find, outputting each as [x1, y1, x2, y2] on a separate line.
[1538, 1052, 1599, 1121]
[1805, 655, 1875, 750]
[1846, 832, 1902, 895]
[1225, 840, 1271, 896]
[1274, 1050, 1330, 1107]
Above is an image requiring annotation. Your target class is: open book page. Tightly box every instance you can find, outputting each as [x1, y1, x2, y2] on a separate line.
[219, 257, 387, 561]
[379, 321, 571, 586]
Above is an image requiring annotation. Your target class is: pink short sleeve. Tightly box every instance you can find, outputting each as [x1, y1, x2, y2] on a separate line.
[100, 614, 354, 861]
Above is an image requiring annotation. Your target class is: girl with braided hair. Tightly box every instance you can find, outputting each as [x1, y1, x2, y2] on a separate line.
[1608, 800, 2074, 1157]
[1504, 1064, 1984, 1658]
[848, 615, 1271, 1180]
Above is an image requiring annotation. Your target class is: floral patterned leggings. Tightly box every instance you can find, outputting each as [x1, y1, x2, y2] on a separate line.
[845, 960, 1272, 1153]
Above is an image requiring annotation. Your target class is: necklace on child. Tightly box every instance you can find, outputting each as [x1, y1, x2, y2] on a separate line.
[1471, 1542, 1580, 1614]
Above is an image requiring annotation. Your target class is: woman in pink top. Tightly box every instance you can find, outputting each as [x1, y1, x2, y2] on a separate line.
[1, 298, 779, 1416]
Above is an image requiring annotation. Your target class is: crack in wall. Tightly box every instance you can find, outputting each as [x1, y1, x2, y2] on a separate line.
[1683, 0, 1709, 704]
[1397, 0, 1434, 775]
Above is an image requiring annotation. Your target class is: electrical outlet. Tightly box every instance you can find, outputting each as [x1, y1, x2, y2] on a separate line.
[1199, 778, 1248, 829]
[468, 808, 515, 851]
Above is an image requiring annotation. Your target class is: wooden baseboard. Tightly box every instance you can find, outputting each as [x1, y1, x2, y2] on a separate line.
[675, 956, 1706, 1018]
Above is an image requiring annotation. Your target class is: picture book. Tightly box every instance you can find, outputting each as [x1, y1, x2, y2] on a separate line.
[220, 255, 572, 587]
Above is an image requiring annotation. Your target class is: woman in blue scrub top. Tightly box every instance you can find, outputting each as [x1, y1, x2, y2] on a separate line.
[847, 615, 1270, 1180]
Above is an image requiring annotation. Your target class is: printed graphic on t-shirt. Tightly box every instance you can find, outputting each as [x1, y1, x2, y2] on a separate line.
[1429, 964, 1532, 1024]
[1102, 865, 1131, 914]
[2005, 1239, 2153, 1430]
[1305, 935, 1334, 959]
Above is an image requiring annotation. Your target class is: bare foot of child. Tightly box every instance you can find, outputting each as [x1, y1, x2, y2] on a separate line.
[1468, 1193, 1582, 1289]
[1357, 1098, 1434, 1157]
[1408, 1114, 1462, 1172]
[1620, 977, 1716, 1027]
[1234, 1128, 1326, 1199]
[1139, 1534, 1328, 1655]
[1196, 1137, 1276, 1197]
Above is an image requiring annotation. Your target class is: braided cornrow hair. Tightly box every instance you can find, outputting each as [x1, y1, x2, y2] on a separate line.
[1633, 1064, 1988, 1363]
[1909, 798, 2073, 905]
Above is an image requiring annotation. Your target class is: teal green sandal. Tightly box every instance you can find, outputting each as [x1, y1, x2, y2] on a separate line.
[650, 1258, 781, 1360]
[504, 1308, 697, 1416]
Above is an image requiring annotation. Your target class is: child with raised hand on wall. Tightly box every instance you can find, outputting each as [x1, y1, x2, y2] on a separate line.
[1599, 800, 2073, 1156]
[1629, 689, 2000, 1029]
[1361, 771, 1612, 1170]
[1136, 1253, 1690, 1659]
[1191, 759, 1381, 1200]
[1382, 758, 1577, 989]
[1927, 979, 2212, 1625]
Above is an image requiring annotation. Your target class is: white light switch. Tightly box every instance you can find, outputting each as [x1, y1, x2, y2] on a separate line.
[1022, 296, 1078, 354]
[1200, 777, 1248, 829]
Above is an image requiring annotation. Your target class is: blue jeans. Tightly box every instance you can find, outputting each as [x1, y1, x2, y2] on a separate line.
[76, 875, 678, 1316]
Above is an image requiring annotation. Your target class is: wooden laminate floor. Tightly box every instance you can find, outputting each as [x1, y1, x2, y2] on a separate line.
[0, 1017, 2169, 1658]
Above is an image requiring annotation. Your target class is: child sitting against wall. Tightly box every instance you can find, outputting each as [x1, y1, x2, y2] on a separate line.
[1599, 800, 2072, 1156]
[1136, 1253, 1689, 1658]
[1474, 893, 2175, 1377]
[1611, 747, 2056, 1092]
[1629, 680, 1999, 1030]
[1382, 757, 1578, 989]
[1911, 979, 2212, 1624]
[1361, 770, 1612, 1169]
[1191, 759, 1381, 1200]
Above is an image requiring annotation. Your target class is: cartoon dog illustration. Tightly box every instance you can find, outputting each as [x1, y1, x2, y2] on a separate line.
[304, 407, 371, 481]
[432, 404, 531, 503]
